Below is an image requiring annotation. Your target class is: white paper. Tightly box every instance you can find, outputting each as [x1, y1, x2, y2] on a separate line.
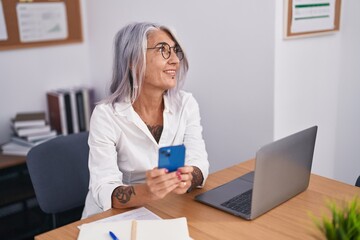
[136, 218, 190, 240]
[78, 221, 133, 240]
[0, 0, 7, 41]
[291, 0, 335, 33]
[78, 218, 191, 240]
[16, 2, 68, 43]
[78, 207, 162, 229]
[94, 207, 162, 224]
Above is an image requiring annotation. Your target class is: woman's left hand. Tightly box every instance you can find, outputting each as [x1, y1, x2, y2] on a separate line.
[172, 166, 193, 194]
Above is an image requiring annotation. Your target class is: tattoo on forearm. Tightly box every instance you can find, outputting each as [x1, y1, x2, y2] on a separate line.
[188, 166, 204, 192]
[112, 186, 136, 204]
[147, 124, 163, 143]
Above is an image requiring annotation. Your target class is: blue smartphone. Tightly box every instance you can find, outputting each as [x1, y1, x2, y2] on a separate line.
[158, 144, 186, 172]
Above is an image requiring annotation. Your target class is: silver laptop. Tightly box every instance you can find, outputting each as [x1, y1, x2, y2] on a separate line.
[195, 126, 317, 220]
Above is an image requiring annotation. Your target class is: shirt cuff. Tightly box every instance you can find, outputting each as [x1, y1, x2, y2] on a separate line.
[98, 184, 119, 211]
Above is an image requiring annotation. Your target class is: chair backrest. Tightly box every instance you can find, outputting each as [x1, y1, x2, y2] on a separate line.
[26, 132, 89, 214]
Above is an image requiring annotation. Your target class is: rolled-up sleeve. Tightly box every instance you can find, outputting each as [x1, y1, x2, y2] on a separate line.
[88, 105, 123, 211]
[183, 95, 209, 187]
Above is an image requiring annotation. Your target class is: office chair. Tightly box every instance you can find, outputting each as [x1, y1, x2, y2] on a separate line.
[26, 132, 90, 228]
[356, 175, 360, 187]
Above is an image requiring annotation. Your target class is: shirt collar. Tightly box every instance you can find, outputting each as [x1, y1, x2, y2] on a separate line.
[163, 92, 173, 114]
[113, 97, 132, 116]
[112, 92, 178, 116]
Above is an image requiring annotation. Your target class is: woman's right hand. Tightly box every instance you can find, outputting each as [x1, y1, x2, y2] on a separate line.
[145, 168, 181, 200]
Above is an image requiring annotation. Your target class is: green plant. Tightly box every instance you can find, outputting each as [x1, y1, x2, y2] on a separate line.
[311, 197, 360, 240]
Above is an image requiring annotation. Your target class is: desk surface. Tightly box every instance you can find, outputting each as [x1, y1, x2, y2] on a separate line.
[0, 154, 26, 170]
[35, 160, 360, 240]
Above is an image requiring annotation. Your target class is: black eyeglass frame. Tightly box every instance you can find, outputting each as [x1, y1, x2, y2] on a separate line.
[147, 42, 184, 61]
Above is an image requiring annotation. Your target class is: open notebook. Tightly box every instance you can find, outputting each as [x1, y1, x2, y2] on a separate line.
[77, 217, 191, 240]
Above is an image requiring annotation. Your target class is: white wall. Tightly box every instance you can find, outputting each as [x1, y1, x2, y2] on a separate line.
[274, 0, 360, 184]
[2, 1, 357, 184]
[86, 0, 275, 173]
[0, 0, 90, 144]
[334, 1, 360, 184]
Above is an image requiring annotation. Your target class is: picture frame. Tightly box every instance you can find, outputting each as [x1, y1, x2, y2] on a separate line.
[0, 0, 82, 51]
[284, 0, 341, 39]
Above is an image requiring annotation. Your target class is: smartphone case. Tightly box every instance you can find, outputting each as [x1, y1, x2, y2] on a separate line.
[158, 144, 186, 172]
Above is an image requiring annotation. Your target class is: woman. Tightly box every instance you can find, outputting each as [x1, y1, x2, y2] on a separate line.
[82, 22, 209, 218]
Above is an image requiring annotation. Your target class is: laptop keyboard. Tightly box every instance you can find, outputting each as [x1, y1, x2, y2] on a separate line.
[220, 189, 253, 215]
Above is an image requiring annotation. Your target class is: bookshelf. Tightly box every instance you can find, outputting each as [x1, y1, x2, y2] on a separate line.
[0, 153, 85, 239]
[0, 154, 33, 208]
[0, 153, 39, 238]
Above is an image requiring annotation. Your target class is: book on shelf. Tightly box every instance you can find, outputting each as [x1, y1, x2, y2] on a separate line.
[10, 111, 57, 149]
[82, 87, 95, 131]
[12, 112, 46, 128]
[47, 87, 94, 135]
[25, 130, 57, 141]
[75, 90, 86, 132]
[63, 91, 74, 134]
[70, 90, 80, 133]
[47, 90, 68, 135]
[1, 141, 32, 156]
[11, 131, 57, 147]
[15, 125, 51, 137]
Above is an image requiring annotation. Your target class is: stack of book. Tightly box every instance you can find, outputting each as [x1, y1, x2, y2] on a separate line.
[47, 87, 94, 135]
[1, 112, 57, 156]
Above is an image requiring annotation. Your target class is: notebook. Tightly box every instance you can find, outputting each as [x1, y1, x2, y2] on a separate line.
[195, 126, 318, 220]
[77, 217, 191, 240]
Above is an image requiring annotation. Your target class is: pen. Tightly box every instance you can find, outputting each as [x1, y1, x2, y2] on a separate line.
[109, 231, 119, 240]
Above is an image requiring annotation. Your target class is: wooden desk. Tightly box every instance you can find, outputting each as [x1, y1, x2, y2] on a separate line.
[35, 160, 360, 240]
[0, 154, 26, 170]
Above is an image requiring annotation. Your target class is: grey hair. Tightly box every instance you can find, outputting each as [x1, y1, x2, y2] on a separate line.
[103, 22, 189, 106]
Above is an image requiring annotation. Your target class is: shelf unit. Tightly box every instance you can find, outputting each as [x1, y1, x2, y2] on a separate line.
[0, 154, 44, 240]
[0, 154, 84, 239]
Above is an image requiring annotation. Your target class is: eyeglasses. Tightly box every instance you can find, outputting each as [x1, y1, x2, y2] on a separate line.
[147, 42, 184, 61]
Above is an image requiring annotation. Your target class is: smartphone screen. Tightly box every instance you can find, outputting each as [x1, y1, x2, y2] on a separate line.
[158, 144, 186, 172]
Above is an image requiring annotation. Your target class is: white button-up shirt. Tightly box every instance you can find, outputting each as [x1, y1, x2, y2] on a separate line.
[82, 91, 209, 218]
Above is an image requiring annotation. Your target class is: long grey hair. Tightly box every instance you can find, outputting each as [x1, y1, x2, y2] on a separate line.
[104, 22, 189, 106]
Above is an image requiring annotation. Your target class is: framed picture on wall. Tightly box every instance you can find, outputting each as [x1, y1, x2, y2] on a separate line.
[0, 0, 82, 51]
[284, 0, 341, 39]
